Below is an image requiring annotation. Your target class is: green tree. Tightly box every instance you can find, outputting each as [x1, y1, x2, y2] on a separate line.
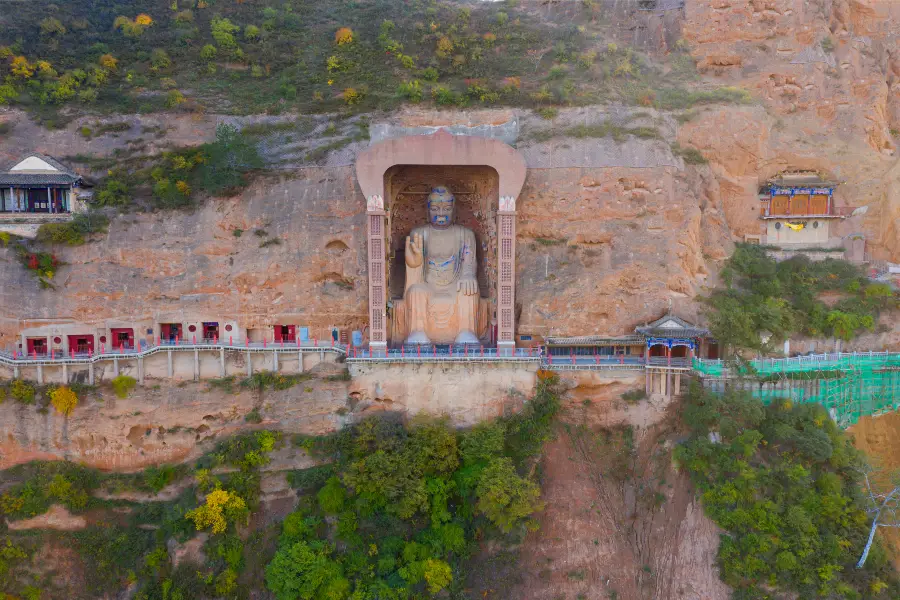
[200, 44, 218, 61]
[265, 541, 348, 600]
[195, 123, 263, 194]
[39, 17, 66, 36]
[211, 17, 240, 49]
[476, 457, 543, 531]
[95, 173, 130, 207]
[317, 476, 345, 514]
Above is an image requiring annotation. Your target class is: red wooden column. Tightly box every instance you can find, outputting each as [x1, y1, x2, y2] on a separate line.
[366, 195, 387, 357]
[497, 196, 517, 356]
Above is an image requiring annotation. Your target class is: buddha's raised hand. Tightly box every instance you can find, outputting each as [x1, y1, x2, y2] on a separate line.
[405, 233, 424, 268]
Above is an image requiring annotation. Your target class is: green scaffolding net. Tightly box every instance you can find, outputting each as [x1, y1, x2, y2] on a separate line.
[693, 353, 900, 428]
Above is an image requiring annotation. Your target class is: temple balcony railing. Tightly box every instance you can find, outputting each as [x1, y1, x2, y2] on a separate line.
[348, 345, 541, 363]
[692, 352, 900, 378]
[0, 339, 349, 366]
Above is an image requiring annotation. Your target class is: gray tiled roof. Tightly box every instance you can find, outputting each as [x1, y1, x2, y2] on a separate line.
[634, 314, 710, 338]
[0, 153, 81, 186]
[0, 173, 81, 186]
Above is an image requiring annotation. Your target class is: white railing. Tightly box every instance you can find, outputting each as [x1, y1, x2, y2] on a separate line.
[348, 345, 541, 362]
[0, 339, 348, 366]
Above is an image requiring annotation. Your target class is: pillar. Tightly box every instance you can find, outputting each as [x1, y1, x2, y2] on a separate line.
[666, 369, 673, 398]
[62, 362, 68, 384]
[138, 357, 144, 385]
[497, 197, 517, 356]
[319, 349, 324, 364]
[219, 348, 226, 377]
[644, 346, 650, 394]
[113, 357, 119, 377]
[246, 350, 252, 376]
[167, 350, 173, 378]
[13, 366, 19, 379]
[366, 197, 388, 357]
[37, 364, 43, 385]
[273, 350, 279, 372]
[88, 363, 94, 385]
[193, 349, 200, 381]
[298, 350, 304, 373]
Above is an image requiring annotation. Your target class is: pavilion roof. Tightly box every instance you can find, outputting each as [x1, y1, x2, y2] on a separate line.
[634, 314, 709, 338]
[765, 172, 839, 188]
[0, 153, 81, 186]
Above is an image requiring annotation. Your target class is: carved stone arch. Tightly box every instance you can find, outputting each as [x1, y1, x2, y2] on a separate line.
[355, 130, 527, 355]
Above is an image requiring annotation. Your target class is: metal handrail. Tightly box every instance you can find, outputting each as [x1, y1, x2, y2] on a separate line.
[0, 339, 349, 366]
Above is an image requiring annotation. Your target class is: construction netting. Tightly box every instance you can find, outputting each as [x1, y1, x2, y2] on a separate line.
[693, 353, 900, 428]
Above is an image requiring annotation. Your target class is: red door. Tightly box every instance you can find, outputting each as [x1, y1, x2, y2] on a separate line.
[161, 323, 182, 341]
[111, 328, 134, 349]
[273, 325, 296, 342]
[27, 338, 48, 355]
[203, 322, 219, 341]
[67, 335, 95, 354]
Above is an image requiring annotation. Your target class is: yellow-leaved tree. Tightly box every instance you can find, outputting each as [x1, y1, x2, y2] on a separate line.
[50, 386, 78, 416]
[185, 489, 248, 534]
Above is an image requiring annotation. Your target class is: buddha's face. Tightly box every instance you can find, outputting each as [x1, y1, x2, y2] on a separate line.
[427, 186, 455, 228]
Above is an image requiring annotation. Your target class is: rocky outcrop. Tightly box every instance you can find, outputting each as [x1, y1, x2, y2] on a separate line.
[0, 377, 349, 471]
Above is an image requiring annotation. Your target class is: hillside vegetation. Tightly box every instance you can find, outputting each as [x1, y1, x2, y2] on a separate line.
[678, 383, 900, 599]
[706, 245, 898, 351]
[0, 0, 746, 125]
[0, 373, 560, 600]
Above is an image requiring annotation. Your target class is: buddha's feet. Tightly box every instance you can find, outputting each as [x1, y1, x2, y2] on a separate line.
[406, 331, 432, 344]
[454, 330, 479, 344]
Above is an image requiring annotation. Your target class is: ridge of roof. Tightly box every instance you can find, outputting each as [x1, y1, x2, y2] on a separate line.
[1, 153, 77, 176]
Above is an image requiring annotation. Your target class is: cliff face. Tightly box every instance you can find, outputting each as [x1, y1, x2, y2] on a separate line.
[682, 0, 900, 259]
[0, 1, 898, 346]
[0, 376, 350, 471]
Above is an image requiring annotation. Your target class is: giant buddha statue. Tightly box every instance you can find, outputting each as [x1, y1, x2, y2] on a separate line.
[402, 185, 481, 345]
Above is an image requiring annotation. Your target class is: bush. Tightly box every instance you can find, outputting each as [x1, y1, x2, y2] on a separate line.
[186, 489, 249, 534]
[111, 375, 137, 398]
[676, 386, 900, 598]
[50, 386, 78, 415]
[397, 80, 423, 102]
[707, 245, 888, 349]
[35, 213, 109, 245]
[10, 380, 35, 404]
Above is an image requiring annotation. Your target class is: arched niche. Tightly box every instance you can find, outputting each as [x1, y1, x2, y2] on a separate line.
[355, 130, 526, 355]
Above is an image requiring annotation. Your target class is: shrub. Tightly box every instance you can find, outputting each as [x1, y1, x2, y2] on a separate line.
[342, 87, 362, 105]
[50, 386, 78, 416]
[150, 49, 172, 72]
[476, 457, 543, 531]
[11, 380, 36, 404]
[335, 27, 354, 45]
[35, 213, 109, 246]
[211, 17, 240, 48]
[420, 67, 439, 82]
[317, 476, 346, 514]
[244, 25, 260, 41]
[200, 44, 218, 61]
[186, 489, 249, 534]
[397, 80, 423, 102]
[165, 89, 185, 108]
[99, 54, 118, 70]
[111, 375, 137, 398]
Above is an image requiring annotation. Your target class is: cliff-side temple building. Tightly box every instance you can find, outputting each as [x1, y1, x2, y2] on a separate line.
[0, 153, 92, 237]
[754, 172, 848, 250]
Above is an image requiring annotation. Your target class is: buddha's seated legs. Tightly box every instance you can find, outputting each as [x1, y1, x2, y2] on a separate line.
[405, 283, 479, 344]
